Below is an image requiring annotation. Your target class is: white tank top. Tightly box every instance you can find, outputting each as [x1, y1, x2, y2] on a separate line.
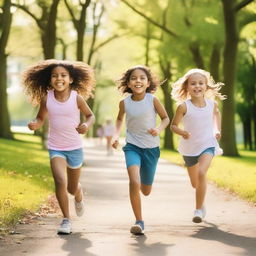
[178, 99, 220, 156]
[124, 93, 160, 148]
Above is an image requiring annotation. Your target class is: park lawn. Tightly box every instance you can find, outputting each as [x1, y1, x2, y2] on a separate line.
[0, 134, 53, 230]
[161, 149, 256, 203]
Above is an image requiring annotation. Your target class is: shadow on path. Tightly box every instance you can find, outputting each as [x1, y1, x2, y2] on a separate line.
[191, 222, 256, 255]
[60, 233, 97, 256]
[130, 235, 174, 256]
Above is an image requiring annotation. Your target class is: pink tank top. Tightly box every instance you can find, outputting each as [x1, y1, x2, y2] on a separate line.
[46, 90, 83, 150]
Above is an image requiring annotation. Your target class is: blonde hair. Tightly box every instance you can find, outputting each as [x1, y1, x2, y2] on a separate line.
[171, 68, 226, 103]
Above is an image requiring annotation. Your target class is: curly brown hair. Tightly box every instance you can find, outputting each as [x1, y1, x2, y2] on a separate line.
[116, 65, 160, 94]
[22, 59, 95, 105]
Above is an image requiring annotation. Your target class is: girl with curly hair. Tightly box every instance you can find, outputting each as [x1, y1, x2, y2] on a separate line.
[23, 59, 95, 234]
[170, 68, 226, 223]
[112, 65, 170, 235]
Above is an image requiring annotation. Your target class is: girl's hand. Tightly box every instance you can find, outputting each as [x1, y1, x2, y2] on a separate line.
[28, 119, 41, 131]
[182, 131, 190, 139]
[76, 123, 88, 134]
[215, 132, 221, 140]
[112, 139, 119, 149]
[148, 128, 160, 136]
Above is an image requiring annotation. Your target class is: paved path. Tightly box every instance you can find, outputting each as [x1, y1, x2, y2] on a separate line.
[1, 140, 256, 255]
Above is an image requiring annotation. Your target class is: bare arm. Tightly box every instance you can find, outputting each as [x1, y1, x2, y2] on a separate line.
[76, 95, 95, 134]
[28, 97, 47, 130]
[214, 101, 221, 140]
[170, 103, 190, 139]
[148, 97, 170, 136]
[112, 100, 125, 149]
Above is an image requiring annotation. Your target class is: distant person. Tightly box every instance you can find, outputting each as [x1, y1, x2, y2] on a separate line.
[170, 68, 226, 223]
[23, 59, 95, 234]
[96, 124, 104, 145]
[112, 65, 169, 235]
[103, 119, 115, 155]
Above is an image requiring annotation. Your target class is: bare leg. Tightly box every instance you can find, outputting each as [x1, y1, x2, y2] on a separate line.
[50, 157, 70, 219]
[141, 184, 152, 196]
[187, 163, 199, 189]
[196, 154, 213, 209]
[67, 167, 82, 202]
[127, 165, 142, 221]
[187, 154, 213, 209]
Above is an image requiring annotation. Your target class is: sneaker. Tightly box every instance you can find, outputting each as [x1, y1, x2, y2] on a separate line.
[202, 205, 206, 218]
[192, 206, 206, 223]
[130, 220, 144, 235]
[57, 218, 72, 234]
[74, 190, 85, 217]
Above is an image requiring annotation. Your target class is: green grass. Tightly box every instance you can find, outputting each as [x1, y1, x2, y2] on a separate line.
[161, 148, 256, 203]
[0, 134, 53, 230]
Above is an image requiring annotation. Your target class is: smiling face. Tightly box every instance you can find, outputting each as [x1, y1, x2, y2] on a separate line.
[50, 66, 73, 93]
[127, 68, 150, 95]
[186, 73, 207, 99]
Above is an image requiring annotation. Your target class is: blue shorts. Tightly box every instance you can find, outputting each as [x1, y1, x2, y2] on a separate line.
[183, 147, 215, 167]
[123, 143, 160, 185]
[48, 148, 84, 169]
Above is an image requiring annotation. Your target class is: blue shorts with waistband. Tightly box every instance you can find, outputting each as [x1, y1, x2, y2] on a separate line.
[183, 147, 215, 167]
[123, 143, 160, 185]
[48, 148, 84, 169]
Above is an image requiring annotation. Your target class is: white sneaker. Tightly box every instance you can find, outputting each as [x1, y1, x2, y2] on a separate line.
[192, 206, 206, 223]
[57, 218, 72, 234]
[74, 190, 85, 217]
[202, 205, 206, 218]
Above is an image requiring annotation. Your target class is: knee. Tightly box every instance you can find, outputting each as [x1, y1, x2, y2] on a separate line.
[129, 180, 140, 192]
[140, 185, 152, 196]
[191, 180, 198, 189]
[54, 177, 66, 189]
[67, 185, 78, 195]
[198, 170, 206, 181]
[141, 190, 151, 196]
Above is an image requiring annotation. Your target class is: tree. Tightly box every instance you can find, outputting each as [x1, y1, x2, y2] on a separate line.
[64, 0, 91, 61]
[220, 0, 254, 156]
[13, 0, 61, 59]
[0, 0, 13, 139]
[237, 48, 256, 150]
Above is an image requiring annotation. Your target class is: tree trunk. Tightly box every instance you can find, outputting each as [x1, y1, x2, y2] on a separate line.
[210, 43, 221, 81]
[253, 103, 256, 150]
[189, 42, 205, 69]
[77, 24, 85, 61]
[41, 0, 60, 59]
[161, 81, 174, 149]
[221, 0, 239, 156]
[159, 59, 174, 149]
[0, 53, 12, 139]
[0, 0, 12, 139]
